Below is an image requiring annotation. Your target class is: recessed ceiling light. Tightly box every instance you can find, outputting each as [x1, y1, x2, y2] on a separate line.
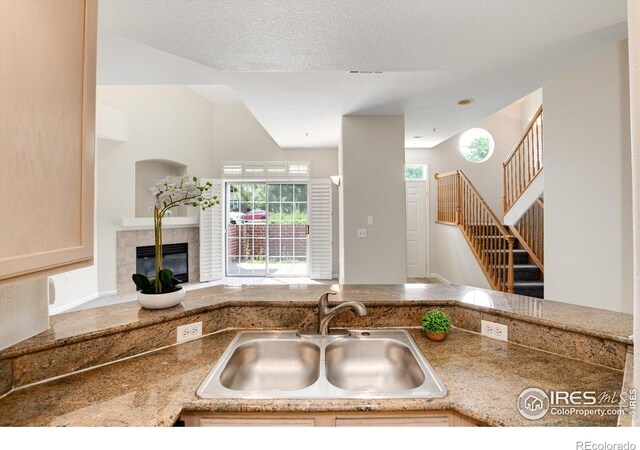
[413, 135, 423, 139]
[458, 98, 475, 106]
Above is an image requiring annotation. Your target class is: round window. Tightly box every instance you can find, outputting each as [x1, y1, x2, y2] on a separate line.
[458, 128, 494, 163]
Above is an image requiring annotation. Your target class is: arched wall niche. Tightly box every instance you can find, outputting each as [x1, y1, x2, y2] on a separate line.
[135, 159, 187, 218]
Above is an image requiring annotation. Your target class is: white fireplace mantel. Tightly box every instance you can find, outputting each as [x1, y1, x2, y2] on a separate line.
[120, 216, 199, 231]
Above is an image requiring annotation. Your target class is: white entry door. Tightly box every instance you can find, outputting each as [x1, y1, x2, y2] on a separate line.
[406, 181, 428, 278]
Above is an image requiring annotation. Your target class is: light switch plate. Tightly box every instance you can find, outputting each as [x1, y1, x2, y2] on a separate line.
[367, 216, 374, 226]
[357, 228, 367, 238]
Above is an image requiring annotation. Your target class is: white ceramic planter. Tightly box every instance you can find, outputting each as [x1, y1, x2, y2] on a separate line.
[137, 287, 185, 310]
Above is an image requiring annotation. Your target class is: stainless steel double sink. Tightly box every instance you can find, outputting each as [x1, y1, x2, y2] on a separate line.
[197, 330, 447, 399]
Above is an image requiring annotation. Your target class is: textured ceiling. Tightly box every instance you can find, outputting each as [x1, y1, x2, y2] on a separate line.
[97, 0, 628, 148]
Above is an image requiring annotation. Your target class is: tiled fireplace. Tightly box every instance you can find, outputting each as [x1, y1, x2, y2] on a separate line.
[116, 227, 199, 294]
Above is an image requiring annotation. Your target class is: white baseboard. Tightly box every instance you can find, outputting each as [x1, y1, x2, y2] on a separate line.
[429, 273, 451, 284]
[49, 293, 98, 315]
[98, 289, 118, 298]
[48, 289, 117, 315]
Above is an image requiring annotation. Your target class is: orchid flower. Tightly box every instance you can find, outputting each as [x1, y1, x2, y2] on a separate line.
[143, 175, 220, 294]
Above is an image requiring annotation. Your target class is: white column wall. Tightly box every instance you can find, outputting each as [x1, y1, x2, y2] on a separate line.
[544, 40, 632, 313]
[339, 116, 407, 284]
[626, 0, 639, 406]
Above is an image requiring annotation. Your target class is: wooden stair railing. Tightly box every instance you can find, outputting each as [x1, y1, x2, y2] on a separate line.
[509, 198, 544, 271]
[435, 170, 515, 293]
[502, 105, 543, 215]
[435, 170, 459, 225]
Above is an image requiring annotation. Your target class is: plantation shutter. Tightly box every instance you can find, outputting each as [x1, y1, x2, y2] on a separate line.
[200, 179, 224, 282]
[309, 179, 332, 279]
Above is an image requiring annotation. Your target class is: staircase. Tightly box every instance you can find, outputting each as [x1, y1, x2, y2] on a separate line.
[434, 106, 544, 298]
[484, 235, 543, 298]
[503, 105, 543, 216]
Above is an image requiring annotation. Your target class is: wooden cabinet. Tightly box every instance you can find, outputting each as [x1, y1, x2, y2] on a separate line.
[0, 0, 97, 284]
[181, 411, 479, 427]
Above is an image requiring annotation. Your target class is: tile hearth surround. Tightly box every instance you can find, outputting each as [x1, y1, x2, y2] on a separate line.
[116, 227, 199, 294]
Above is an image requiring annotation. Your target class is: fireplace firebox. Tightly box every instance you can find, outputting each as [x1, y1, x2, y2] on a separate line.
[136, 243, 189, 283]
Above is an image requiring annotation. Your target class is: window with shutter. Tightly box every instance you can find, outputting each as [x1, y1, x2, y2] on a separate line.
[309, 179, 332, 279]
[199, 179, 224, 281]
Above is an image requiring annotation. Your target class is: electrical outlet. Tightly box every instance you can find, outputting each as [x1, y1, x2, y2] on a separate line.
[65, 275, 71, 284]
[176, 321, 202, 343]
[481, 320, 508, 342]
[357, 228, 367, 238]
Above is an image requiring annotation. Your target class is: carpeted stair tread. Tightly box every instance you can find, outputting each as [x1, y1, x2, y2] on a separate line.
[513, 281, 544, 287]
[494, 264, 539, 270]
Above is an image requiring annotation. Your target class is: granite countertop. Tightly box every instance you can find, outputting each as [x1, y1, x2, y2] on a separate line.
[1, 283, 633, 360]
[0, 327, 624, 427]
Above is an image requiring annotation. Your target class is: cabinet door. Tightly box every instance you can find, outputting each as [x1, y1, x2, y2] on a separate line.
[181, 412, 478, 427]
[335, 416, 451, 427]
[0, 0, 97, 283]
[192, 417, 316, 427]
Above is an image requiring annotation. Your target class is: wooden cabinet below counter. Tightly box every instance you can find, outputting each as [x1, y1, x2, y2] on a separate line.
[180, 411, 480, 427]
[0, 0, 97, 284]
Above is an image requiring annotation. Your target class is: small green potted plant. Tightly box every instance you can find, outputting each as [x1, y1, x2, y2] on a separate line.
[421, 309, 452, 341]
[132, 175, 219, 310]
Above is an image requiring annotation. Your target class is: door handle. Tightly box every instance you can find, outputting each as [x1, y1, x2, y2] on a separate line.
[305, 225, 310, 235]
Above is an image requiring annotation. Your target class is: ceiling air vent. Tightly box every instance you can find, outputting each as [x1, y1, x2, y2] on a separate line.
[349, 70, 384, 74]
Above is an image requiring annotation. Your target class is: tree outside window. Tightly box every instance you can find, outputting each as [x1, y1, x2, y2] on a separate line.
[405, 165, 426, 180]
[459, 128, 494, 163]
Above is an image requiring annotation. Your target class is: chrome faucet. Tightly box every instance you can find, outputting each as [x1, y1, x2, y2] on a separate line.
[317, 291, 367, 335]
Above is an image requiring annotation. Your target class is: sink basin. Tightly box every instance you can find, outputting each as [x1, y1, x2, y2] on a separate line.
[220, 340, 320, 391]
[325, 339, 425, 391]
[197, 330, 447, 399]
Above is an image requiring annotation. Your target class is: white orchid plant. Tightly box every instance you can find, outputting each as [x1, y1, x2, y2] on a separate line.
[132, 175, 219, 295]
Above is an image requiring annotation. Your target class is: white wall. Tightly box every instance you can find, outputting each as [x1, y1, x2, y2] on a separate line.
[96, 102, 129, 141]
[0, 278, 49, 351]
[49, 265, 99, 315]
[544, 40, 632, 313]
[339, 115, 407, 284]
[96, 85, 216, 294]
[627, 0, 640, 398]
[406, 101, 523, 286]
[211, 104, 337, 176]
[520, 88, 543, 131]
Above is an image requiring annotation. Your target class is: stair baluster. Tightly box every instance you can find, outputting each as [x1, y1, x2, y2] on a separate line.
[509, 198, 544, 272]
[435, 170, 515, 294]
[502, 106, 543, 215]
